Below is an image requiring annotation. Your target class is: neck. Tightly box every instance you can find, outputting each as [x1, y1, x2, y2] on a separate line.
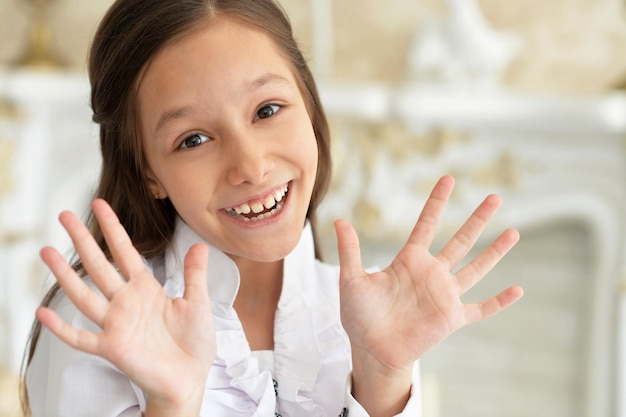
[230, 257, 284, 351]
[234, 258, 283, 301]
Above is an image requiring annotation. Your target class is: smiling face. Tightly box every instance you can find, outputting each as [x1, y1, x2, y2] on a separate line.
[137, 17, 319, 263]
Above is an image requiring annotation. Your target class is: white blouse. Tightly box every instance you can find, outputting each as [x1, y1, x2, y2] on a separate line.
[26, 219, 422, 417]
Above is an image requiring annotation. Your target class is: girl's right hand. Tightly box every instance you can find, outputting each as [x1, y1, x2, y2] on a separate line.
[37, 199, 215, 416]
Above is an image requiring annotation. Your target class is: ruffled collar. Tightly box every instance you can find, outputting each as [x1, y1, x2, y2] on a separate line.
[159, 217, 341, 416]
[161, 217, 317, 305]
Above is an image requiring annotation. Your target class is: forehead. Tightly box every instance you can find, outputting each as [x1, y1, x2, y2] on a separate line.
[134, 15, 308, 137]
[138, 16, 298, 97]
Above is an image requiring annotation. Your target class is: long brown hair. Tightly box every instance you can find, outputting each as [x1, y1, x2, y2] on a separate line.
[20, 0, 331, 414]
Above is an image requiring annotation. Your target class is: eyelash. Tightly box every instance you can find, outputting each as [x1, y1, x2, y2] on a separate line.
[177, 104, 282, 150]
[254, 103, 282, 121]
[179, 132, 210, 149]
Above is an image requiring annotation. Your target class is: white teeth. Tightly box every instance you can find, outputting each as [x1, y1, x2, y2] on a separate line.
[264, 195, 276, 209]
[233, 204, 251, 214]
[273, 185, 287, 202]
[274, 188, 284, 202]
[249, 207, 278, 222]
[227, 184, 289, 220]
[251, 202, 264, 214]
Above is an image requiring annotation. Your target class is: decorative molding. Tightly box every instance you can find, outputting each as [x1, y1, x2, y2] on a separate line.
[0, 97, 22, 121]
[407, 0, 521, 87]
[10, 0, 67, 68]
[0, 138, 14, 200]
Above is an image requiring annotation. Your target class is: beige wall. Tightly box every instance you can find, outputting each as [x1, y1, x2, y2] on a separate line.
[2, 0, 626, 92]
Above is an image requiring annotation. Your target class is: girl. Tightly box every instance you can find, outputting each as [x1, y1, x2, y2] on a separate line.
[21, 0, 523, 416]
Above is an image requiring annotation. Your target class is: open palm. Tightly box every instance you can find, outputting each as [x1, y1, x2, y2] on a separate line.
[37, 199, 216, 407]
[335, 175, 523, 373]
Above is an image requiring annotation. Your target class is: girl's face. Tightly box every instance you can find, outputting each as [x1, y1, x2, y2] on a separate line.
[137, 17, 319, 263]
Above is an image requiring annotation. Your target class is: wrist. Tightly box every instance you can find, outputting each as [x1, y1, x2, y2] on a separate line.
[144, 383, 205, 417]
[351, 349, 413, 417]
[351, 345, 413, 379]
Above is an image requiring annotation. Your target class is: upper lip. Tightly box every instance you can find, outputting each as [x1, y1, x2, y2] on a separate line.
[223, 182, 289, 210]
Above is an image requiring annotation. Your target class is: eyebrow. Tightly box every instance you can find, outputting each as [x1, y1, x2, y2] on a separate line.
[249, 73, 291, 90]
[153, 73, 291, 135]
[154, 107, 194, 136]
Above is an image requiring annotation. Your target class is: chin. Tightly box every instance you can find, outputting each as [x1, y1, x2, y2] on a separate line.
[230, 230, 302, 264]
[256, 239, 299, 262]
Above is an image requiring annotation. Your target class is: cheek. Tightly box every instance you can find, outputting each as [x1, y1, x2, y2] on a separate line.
[298, 131, 319, 182]
[310, 141, 319, 173]
[295, 117, 319, 167]
[308, 126, 320, 170]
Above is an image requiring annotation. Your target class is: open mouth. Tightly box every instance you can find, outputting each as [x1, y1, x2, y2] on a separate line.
[224, 183, 289, 222]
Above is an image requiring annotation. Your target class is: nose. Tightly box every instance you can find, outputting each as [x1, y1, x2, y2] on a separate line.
[225, 130, 275, 185]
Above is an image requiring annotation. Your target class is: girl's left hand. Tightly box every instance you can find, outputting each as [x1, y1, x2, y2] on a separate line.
[335, 175, 523, 379]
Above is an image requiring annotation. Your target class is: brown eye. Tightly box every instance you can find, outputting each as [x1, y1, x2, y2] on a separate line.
[255, 104, 281, 120]
[179, 133, 210, 149]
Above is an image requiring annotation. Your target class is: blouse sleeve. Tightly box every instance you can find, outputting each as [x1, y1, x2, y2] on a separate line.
[342, 361, 422, 417]
[25, 291, 145, 417]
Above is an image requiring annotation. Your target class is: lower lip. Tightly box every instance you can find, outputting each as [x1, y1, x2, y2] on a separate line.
[222, 185, 290, 227]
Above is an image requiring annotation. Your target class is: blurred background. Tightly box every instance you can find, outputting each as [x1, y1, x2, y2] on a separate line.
[0, 0, 625, 416]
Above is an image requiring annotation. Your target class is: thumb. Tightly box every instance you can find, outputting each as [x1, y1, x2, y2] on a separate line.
[334, 219, 364, 285]
[182, 243, 211, 304]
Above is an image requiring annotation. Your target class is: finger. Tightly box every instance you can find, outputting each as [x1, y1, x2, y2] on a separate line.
[58, 209, 124, 299]
[91, 199, 148, 281]
[463, 285, 524, 325]
[36, 306, 101, 355]
[182, 243, 210, 304]
[456, 228, 520, 293]
[406, 175, 455, 249]
[437, 194, 502, 269]
[40, 246, 109, 327]
[334, 219, 364, 285]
